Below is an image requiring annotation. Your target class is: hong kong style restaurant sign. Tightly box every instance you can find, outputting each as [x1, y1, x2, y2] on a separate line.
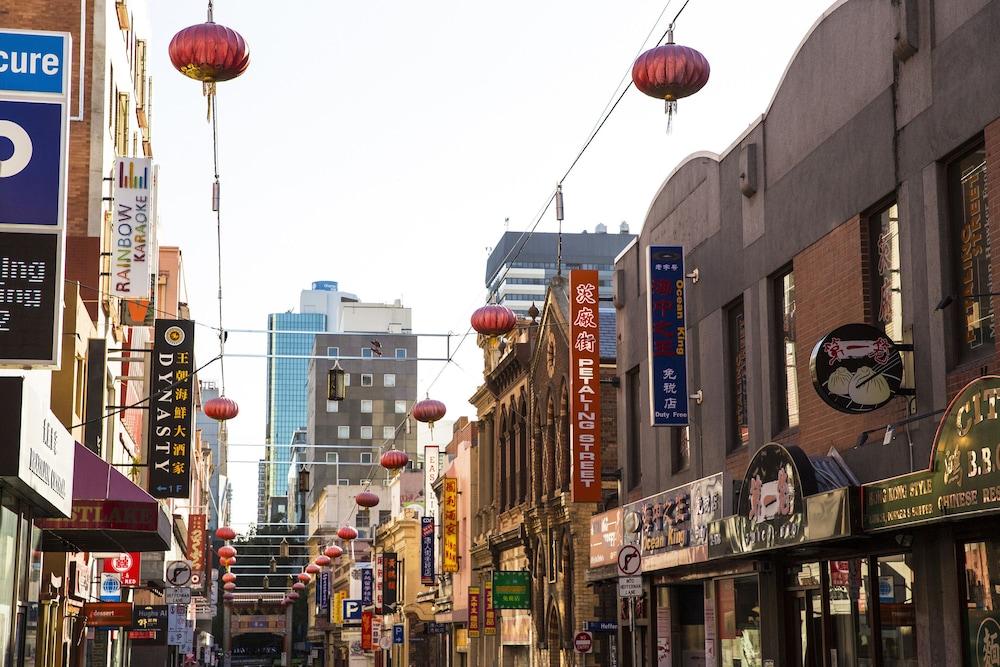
[864, 376, 1000, 531]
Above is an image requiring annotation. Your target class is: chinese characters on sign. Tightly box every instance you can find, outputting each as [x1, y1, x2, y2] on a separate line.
[382, 552, 398, 610]
[568, 270, 603, 503]
[361, 611, 373, 650]
[484, 580, 496, 636]
[148, 319, 195, 498]
[361, 566, 373, 606]
[647, 247, 688, 426]
[420, 516, 435, 585]
[468, 586, 481, 638]
[425, 445, 440, 519]
[188, 514, 206, 592]
[104, 552, 140, 588]
[442, 477, 459, 572]
[492, 571, 531, 610]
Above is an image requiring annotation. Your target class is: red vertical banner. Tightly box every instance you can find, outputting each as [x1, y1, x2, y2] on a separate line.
[468, 586, 481, 638]
[442, 477, 459, 572]
[188, 514, 206, 590]
[483, 579, 496, 636]
[361, 611, 373, 650]
[569, 269, 603, 502]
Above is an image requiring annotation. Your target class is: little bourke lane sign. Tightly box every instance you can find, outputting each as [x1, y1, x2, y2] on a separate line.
[148, 319, 195, 498]
[864, 376, 1000, 531]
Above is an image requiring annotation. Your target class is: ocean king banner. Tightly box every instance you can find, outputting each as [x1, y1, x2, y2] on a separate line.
[111, 157, 153, 298]
[647, 246, 689, 426]
[148, 319, 195, 498]
[569, 269, 602, 502]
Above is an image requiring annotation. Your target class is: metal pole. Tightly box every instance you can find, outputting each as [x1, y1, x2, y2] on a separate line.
[630, 597, 638, 667]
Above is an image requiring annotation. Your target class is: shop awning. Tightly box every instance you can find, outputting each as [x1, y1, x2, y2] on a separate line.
[36, 443, 171, 552]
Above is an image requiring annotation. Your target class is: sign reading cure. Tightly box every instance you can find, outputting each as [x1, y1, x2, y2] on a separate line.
[568, 269, 603, 502]
[0, 31, 68, 95]
[647, 246, 688, 426]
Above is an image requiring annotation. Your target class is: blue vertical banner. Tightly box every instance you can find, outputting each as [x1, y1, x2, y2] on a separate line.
[361, 567, 373, 606]
[316, 571, 330, 617]
[647, 246, 689, 426]
[420, 516, 435, 586]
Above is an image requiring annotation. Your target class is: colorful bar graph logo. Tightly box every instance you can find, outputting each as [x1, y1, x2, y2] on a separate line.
[117, 159, 150, 191]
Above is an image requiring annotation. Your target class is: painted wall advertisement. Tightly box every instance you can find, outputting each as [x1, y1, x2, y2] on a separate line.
[647, 246, 688, 426]
[148, 319, 195, 498]
[442, 477, 459, 572]
[468, 586, 481, 638]
[568, 269, 603, 502]
[420, 515, 435, 585]
[111, 157, 154, 298]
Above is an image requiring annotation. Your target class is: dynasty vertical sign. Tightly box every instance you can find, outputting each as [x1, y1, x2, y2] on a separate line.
[148, 319, 195, 498]
[569, 270, 602, 502]
[647, 246, 688, 426]
[442, 477, 459, 572]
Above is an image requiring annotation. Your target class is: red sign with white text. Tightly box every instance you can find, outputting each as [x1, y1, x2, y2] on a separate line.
[569, 270, 603, 502]
[104, 553, 141, 587]
[188, 514, 207, 590]
[361, 610, 373, 650]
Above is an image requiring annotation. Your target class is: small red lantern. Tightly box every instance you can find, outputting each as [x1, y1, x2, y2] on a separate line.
[471, 304, 517, 337]
[337, 526, 358, 541]
[297, 573, 312, 583]
[305, 564, 321, 575]
[168, 22, 250, 83]
[292, 582, 305, 592]
[288, 591, 300, 601]
[222, 572, 236, 584]
[315, 555, 332, 567]
[218, 545, 237, 559]
[413, 398, 446, 425]
[324, 545, 343, 559]
[204, 396, 239, 421]
[215, 526, 236, 541]
[355, 490, 380, 508]
[223, 582, 236, 592]
[380, 449, 409, 472]
[632, 30, 710, 129]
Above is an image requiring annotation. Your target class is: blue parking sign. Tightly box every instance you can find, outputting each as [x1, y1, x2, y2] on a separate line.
[0, 100, 63, 226]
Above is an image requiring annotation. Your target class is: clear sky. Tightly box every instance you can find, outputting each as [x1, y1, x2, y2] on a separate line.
[149, 0, 836, 529]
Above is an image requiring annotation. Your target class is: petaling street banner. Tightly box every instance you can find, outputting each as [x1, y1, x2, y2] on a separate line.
[188, 514, 206, 593]
[442, 477, 459, 572]
[468, 586, 481, 638]
[647, 246, 689, 426]
[111, 157, 153, 299]
[569, 269, 602, 502]
[420, 516, 435, 585]
[148, 319, 195, 498]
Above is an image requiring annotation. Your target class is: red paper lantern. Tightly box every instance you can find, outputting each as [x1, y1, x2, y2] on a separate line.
[292, 582, 305, 592]
[297, 573, 312, 583]
[168, 22, 250, 83]
[218, 545, 237, 559]
[204, 396, 239, 421]
[471, 304, 517, 337]
[413, 398, 446, 424]
[632, 32, 710, 128]
[223, 582, 236, 592]
[215, 526, 236, 541]
[380, 449, 409, 472]
[355, 490, 380, 508]
[324, 545, 344, 559]
[337, 526, 358, 541]
[222, 572, 236, 584]
[288, 591, 300, 601]
[305, 564, 321, 575]
[315, 555, 332, 567]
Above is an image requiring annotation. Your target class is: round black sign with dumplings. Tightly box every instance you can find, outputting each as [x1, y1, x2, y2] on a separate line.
[809, 323, 903, 414]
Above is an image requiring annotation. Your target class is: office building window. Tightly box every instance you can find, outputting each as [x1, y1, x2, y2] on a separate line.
[360, 452, 373, 464]
[361, 426, 373, 440]
[949, 143, 993, 362]
[774, 268, 799, 431]
[338, 479, 350, 486]
[868, 202, 903, 342]
[326, 400, 339, 413]
[361, 400, 373, 414]
[362, 347, 373, 358]
[338, 426, 350, 439]
[379, 510, 391, 525]
[727, 298, 749, 449]
[384, 374, 396, 387]
[395, 348, 407, 358]
[361, 374, 373, 387]
[343, 373, 351, 386]
[326, 346, 339, 358]
[626, 366, 641, 490]
[395, 400, 407, 414]
[356, 510, 370, 528]
[325, 453, 339, 464]
[671, 427, 690, 473]
[383, 426, 396, 440]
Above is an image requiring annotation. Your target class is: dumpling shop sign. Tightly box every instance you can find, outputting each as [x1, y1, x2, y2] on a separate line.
[809, 323, 904, 414]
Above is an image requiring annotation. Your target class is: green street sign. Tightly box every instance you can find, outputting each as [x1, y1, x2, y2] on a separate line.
[492, 571, 531, 610]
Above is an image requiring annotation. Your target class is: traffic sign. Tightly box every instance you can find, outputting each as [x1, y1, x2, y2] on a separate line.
[574, 631, 594, 654]
[617, 545, 641, 576]
[618, 576, 642, 599]
[165, 560, 193, 587]
[379, 634, 392, 650]
[165, 587, 192, 605]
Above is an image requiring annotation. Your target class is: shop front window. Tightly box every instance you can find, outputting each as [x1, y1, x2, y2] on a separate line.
[657, 585, 706, 665]
[0, 496, 17, 666]
[962, 540, 1000, 667]
[877, 554, 918, 666]
[828, 559, 874, 667]
[717, 576, 760, 667]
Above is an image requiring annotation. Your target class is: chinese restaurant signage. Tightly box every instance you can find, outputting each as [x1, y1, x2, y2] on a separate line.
[374, 552, 383, 614]
[484, 580, 496, 636]
[468, 586, 481, 638]
[132, 605, 167, 631]
[647, 246, 689, 426]
[332, 591, 346, 625]
[361, 566, 373, 606]
[569, 269, 603, 502]
[103, 553, 140, 587]
[589, 507, 622, 568]
[111, 157, 153, 299]
[82, 602, 133, 627]
[492, 571, 531, 610]
[361, 611, 373, 650]
[442, 477, 459, 572]
[864, 376, 1000, 531]
[622, 474, 724, 569]
[317, 571, 331, 617]
[810, 323, 903, 414]
[420, 516, 435, 585]
[382, 552, 398, 610]
[188, 514, 206, 591]
[148, 319, 195, 498]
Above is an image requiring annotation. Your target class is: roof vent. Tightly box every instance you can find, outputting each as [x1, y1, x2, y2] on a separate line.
[620, 221, 629, 234]
[595, 223, 607, 234]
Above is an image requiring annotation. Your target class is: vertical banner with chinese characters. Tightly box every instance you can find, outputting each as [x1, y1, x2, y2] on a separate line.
[468, 586, 481, 638]
[420, 516, 435, 585]
[111, 157, 153, 299]
[148, 319, 195, 498]
[442, 477, 459, 572]
[424, 445, 440, 519]
[188, 515, 206, 593]
[361, 610, 373, 650]
[317, 571, 331, 618]
[647, 246, 688, 426]
[569, 270, 603, 503]
[374, 551, 383, 614]
[382, 552, 398, 611]
[361, 567, 374, 606]
[333, 590, 346, 625]
[484, 580, 496, 636]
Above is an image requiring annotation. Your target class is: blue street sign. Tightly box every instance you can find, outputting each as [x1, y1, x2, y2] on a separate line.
[343, 599, 362, 623]
[0, 100, 64, 226]
[584, 621, 618, 633]
[0, 31, 68, 95]
[393, 624, 404, 644]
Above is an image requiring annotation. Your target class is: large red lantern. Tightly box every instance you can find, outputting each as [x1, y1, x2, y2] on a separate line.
[305, 564, 321, 575]
[218, 545, 237, 559]
[168, 22, 250, 84]
[222, 572, 236, 584]
[380, 449, 409, 472]
[413, 398, 446, 425]
[315, 555, 332, 567]
[215, 526, 236, 541]
[324, 545, 344, 559]
[355, 490, 380, 508]
[337, 526, 358, 542]
[471, 304, 517, 337]
[204, 396, 239, 421]
[632, 30, 710, 129]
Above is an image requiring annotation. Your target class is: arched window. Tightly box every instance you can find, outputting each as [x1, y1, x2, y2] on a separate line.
[545, 396, 557, 497]
[518, 392, 528, 504]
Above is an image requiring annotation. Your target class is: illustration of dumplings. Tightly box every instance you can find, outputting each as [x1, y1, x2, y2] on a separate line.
[827, 367, 853, 396]
[848, 366, 891, 405]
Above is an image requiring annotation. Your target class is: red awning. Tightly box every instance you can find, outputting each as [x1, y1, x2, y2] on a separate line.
[37, 443, 171, 552]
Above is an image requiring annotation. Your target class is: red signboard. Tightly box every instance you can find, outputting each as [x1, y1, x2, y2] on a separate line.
[361, 610, 373, 650]
[569, 270, 603, 502]
[484, 580, 496, 636]
[188, 514, 207, 586]
[82, 602, 133, 627]
[103, 553, 140, 587]
[468, 586, 481, 638]
[128, 630, 157, 640]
